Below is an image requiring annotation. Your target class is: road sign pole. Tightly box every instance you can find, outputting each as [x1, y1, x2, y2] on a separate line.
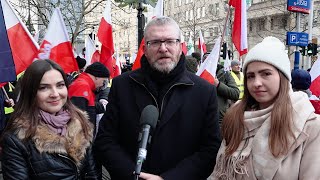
[294, 51, 300, 70]
[307, 0, 314, 69]
[295, 13, 301, 69]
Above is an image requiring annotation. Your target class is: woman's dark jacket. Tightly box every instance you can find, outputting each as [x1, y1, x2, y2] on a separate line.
[1, 114, 98, 179]
[94, 55, 221, 180]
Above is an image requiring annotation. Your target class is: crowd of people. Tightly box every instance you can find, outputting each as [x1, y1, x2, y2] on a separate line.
[0, 16, 319, 180]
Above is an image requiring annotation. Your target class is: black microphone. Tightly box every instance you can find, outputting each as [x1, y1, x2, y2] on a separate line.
[134, 105, 159, 178]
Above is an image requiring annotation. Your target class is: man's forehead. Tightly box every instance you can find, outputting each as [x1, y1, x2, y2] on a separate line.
[145, 25, 179, 39]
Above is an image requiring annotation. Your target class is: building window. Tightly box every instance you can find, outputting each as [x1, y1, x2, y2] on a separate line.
[258, 19, 265, 31]
[270, 18, 274, 30]
[190, 10, 193, 20]
[197, 8, 201, 19]
[186, 11, 189, 21]
[249, 20, 253, 32]
[281, 17, 287, 29]
[209, 28, 213, 36]
[186, 0, 189, 4]
[214, 26, 219, 33]
[178, 0, 182, 6]
[202, 7, 205, 17]
[215, 3, 219, 16]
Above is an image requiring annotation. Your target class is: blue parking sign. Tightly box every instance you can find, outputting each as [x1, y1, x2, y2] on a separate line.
[286, 32, 309, 46]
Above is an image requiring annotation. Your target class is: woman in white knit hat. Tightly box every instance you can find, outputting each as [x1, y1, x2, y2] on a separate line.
[209, 36, 320, 180]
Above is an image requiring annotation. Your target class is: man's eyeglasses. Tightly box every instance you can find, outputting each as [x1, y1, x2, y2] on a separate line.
[146, 39, 180, 49]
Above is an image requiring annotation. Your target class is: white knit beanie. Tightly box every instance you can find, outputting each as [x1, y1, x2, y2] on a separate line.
[243, 36, 291, 81]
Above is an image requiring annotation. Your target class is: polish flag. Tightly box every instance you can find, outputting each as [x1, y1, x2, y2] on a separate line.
[114, 49, 121, 77]
[85, 35, 96, 67]
[309, 58, 320, 97]
[2, 0, 39, 75]
[132, 0, 164, 70]
[97, 0, 115, 77]
[196, 37, 221, 85]
[229, 0, 248, 56]
[153, 0, 163, 17]
[132, 39, 144, 70]
[181, 34, 187, 55]
[91, 50, 100, 63]
[198, 30, 207, 61]
[224, 53, 231, 71]
[38, 8, 78, 73]
[187, 35, 194, 56]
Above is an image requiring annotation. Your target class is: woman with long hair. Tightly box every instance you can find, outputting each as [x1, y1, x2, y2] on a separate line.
[210, 37, 320, 179]
[1, 59, 97, 179]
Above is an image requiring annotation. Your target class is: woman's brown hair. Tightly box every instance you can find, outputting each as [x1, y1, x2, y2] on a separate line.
[4, 59, 92, 140]
[222, 69, 294, 157]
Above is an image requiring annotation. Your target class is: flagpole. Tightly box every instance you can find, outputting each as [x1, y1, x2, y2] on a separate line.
[1, 87, 9, 100]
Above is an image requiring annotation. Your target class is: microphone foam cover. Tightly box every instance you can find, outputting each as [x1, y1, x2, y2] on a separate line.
[139, 105, 159, 129]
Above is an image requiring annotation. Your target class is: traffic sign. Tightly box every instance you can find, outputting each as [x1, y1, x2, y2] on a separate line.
[287, 0, 311, 14]
[286, 32, 309, 46]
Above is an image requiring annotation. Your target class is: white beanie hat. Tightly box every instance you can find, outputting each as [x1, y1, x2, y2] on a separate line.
[243, 36, 291, 81]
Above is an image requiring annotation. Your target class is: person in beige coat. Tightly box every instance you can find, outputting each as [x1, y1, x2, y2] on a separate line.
[209, 36, 320, 180]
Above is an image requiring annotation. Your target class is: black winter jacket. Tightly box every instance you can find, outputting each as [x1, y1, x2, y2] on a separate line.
[94, 55, 221, 180]
[1, 116, 98, 179]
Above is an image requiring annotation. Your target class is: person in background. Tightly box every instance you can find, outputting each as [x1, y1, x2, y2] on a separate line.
[0, 90, 14, 135]
[191, 52, 202, 65]
[291, 69, 320, 114]
[1, 59, 97, 179]
[291, 69, 312, 97]
[210, 36, 320, 180]
[185, 56, 198, 73]
[94, 16, 221, 180]
[68, 62, 109, 134]
[230, 60, 244, 99]
[214, 64, 240, 126]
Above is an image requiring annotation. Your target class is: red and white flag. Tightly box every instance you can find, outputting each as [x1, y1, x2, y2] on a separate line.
[97, 0, 115, 78]
[38, 8, 78, 73]
[229, 0, 248, 56]
[153, 0, 163, 17]
[132, 39, 144, 70]
[196, 37, 221, 84]
[85, 35, 96, 67]
[114, 49, 121, 77]
[224, 53, 231, 71]
[181, 34, 187, 55]
[309, 58, 320, 97]
[132, 0, 164, 70]
[2, 0, 39, 75]
[198, 30, 207, 61]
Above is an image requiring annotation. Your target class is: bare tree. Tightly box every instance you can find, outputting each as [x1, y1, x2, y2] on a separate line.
[10, 0, 106, 44]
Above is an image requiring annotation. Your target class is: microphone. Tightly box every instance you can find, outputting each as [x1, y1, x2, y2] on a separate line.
[134, 105, 159, 177]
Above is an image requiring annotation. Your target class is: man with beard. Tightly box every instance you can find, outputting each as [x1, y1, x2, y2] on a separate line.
[94, 16, 221, 180]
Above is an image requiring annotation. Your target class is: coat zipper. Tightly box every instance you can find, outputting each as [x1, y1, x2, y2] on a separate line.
[58, 154, 80, 179]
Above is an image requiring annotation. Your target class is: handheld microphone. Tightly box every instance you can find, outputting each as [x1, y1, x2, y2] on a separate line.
[134, 105, 159, 177]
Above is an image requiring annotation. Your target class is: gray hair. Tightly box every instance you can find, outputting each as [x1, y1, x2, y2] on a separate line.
[144, 16, 181, 40]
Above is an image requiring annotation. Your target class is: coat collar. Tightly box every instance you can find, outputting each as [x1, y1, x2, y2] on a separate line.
[128, 56, 195, 128]
[15, 112, 93, 166]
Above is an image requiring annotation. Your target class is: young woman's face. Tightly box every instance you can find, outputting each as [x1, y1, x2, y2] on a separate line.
[36, 69, 68, 114]
[246, 61, 280, 109]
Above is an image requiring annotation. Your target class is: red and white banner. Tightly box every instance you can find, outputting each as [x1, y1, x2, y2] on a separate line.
[153, 0, 163, 17]
[85, 35, 96, 67]
[97, 0, 115, 77]
[310, 58, 320, 97]
[38, 8, 78, 73]
[132, 0, 164, 70]
[181, 34, 187, 55]
[2, 0, 39, 75]
[114, 49, 121, 77]
[229, 0, 248, 56]
[196, 37, 221, 84]
[198, 30, 207, 61]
